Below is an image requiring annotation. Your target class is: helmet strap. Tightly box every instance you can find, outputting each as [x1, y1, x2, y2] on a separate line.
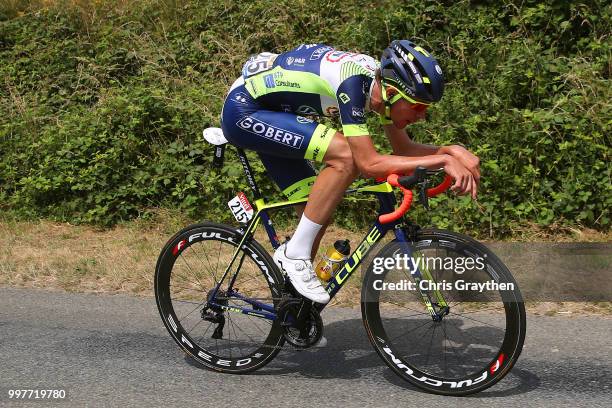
[380, 80, 393, 124]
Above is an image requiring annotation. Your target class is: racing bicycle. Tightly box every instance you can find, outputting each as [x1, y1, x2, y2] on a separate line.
[154, 127, 526, 396]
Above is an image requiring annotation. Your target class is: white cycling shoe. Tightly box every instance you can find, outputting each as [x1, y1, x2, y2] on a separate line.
[273, 244, 330, 304]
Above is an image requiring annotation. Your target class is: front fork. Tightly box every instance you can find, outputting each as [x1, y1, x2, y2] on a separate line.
[394, 225, 449, 321]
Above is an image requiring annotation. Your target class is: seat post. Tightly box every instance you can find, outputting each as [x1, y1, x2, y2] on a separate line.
[235, 147, 262, 200]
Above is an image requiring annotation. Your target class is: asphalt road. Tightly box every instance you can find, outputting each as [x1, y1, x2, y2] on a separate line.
[0, 287, 610, 407]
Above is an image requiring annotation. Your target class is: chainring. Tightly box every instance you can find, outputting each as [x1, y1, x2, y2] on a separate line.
[277, 297, 323, 348]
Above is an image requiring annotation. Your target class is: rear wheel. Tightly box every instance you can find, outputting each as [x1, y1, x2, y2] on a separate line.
[361, 229, 526, 395]
[155, 222, 285, 373]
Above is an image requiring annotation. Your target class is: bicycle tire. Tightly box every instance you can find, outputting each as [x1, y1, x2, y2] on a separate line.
[361, 228, 526, 395]
[155, 222, 285, 373]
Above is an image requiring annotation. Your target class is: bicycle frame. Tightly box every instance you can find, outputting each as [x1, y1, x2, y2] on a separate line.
[207, 147, 443, 319]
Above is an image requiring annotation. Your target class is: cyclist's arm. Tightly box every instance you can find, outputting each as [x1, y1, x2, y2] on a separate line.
[384, 124, 443, 157]
[345, 135, 450, 179]
[384, 124, 481, 185]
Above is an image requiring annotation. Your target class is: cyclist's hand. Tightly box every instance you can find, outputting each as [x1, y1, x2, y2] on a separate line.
[443, 156, 478, 199]
[445, 145, 481, 186]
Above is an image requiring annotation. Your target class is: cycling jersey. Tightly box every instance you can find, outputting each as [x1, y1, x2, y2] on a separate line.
[221, 44, 378, 200]
[241, 44, 378, 137]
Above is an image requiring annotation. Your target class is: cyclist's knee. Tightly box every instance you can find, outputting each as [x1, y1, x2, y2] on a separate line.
[324, 133, 359, 178]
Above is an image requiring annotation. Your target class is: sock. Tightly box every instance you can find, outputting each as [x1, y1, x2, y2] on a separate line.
[285, 214, 322, 260]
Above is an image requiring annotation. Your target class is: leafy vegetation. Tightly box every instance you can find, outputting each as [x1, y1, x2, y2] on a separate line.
[0, 0, 610, 237]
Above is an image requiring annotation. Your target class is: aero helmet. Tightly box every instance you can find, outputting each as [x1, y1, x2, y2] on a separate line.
[380, 40, 444, 104]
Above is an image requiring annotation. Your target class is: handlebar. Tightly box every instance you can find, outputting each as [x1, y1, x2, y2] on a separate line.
[378, 167, 453, 224]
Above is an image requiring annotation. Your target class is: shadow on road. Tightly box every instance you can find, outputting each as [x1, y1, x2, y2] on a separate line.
[180, 315, 543, 396]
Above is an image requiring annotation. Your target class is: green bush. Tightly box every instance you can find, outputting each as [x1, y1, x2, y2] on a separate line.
[0, 0, 609, 235]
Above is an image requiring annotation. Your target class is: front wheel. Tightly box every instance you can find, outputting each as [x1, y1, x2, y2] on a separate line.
[361, 229, 526, 395]
[155, 222, 286, 373]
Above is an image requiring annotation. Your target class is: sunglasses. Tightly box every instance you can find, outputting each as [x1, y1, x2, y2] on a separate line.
[383, 81, 430, 110]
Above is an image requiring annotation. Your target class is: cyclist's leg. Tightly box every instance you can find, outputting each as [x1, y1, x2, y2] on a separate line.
[257, 155, 323, 260]
[295, 204, 330, 259]
[302, 132, 359, 224]
[291, 133, 358, 258]
[221, 81, 352, 232]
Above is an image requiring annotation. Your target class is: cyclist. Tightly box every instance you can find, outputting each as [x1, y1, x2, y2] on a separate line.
[221, 40, 480, 304]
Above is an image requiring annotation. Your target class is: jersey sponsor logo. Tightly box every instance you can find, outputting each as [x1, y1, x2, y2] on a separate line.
[237, 116, 304, 149]
[297, 105, 318, 115]
[296, 115, 314, 124]
[277, 80, 300, 88]
[352, 107, 365, 118]
[263, 74, 301, 89]
[263, 74, 275, 88]
[326, 50, 355, 63]
[233, 92, 249, 104]
[310, 46, 333, 60]
[435, 64, 443, 75]
[298, 43, 318, 50]
[338, 93, 351, 104]
[287, 57, 306, 66]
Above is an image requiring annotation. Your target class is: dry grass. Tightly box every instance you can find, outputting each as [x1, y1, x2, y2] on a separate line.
[0, 219, 162, 294]
[0, 217, 609, 315]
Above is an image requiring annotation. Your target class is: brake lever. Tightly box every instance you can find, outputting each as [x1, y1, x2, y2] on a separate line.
[419, 179, 430, 210]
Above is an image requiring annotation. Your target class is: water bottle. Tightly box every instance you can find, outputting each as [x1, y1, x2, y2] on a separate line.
[315, 239, 351, 281]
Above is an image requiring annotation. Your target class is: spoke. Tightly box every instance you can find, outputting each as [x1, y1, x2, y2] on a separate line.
[232, 273, 264, 288]
[188, 243, 220, 285]
[227, 314, 245, 357]
[441, 320, 468, 378]
[229, 313, 262, 345]
[450, 306, 505, 315]
[195, 320, 214, 345]
[170, 297, 206, 305]
[172, 272, 206, 291]
[227, 311, 232, 359]
[451, 311, 505, 330]
[179, 252, 213, 289]
[447, 290, 498, 308]
[186, 314, 206, 336]
[401, 323, 435, 359]
[444, 316, 500, 372]
[380, 299, 430, 317]
[382, 312, 431, 320]
[388, 318, 434, 343]
[216, 240, 222, 279]
[229, 299, 272, 335]
[423, 323, 438, 368]
[176, 299, 206, 321]
[442, 321, 448, 376]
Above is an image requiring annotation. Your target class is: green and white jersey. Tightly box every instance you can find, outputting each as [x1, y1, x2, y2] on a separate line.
[240, 44, 379, 137]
